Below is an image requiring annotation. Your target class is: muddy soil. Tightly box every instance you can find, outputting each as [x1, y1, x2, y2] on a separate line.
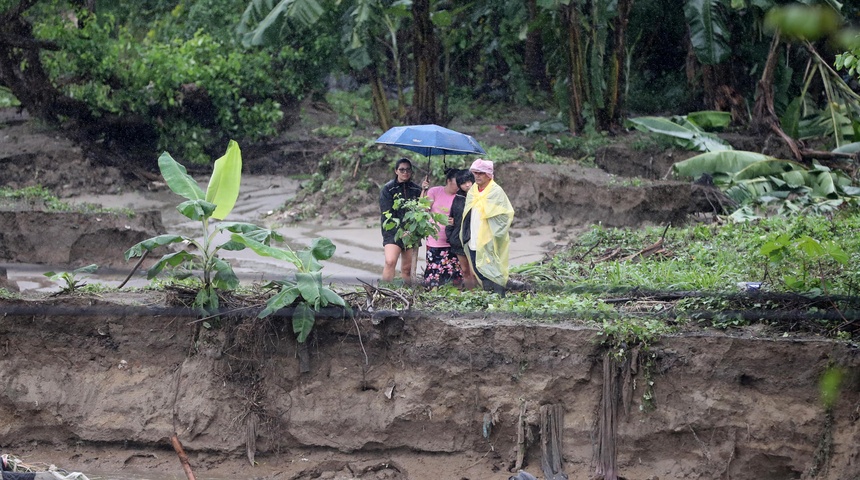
[0, 295, 858, 480]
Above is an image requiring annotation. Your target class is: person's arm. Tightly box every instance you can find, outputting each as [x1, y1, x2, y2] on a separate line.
[421, 176, 430, 197]
[379, 183, 394, 214]
[487, 214, 511, 238]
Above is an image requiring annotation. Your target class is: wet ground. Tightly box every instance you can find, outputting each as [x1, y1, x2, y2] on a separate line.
[3, 174, 553, 293]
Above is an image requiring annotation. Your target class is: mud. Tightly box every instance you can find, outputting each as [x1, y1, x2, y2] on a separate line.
[0, 296, 858, 479]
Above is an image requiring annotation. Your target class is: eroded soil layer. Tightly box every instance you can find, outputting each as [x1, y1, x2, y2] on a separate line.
[0, 211, 164, 267]
[0, 297, 858, 480]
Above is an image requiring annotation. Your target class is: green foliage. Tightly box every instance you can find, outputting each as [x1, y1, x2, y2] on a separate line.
[513, 213, 860, 297]
[324, 89, 375, 126]
[125, 142, 257, 313]
[600, 317, 672, 359]
[44, 264, 99, 294]
[760, 233, 850, 294]
[673, 151, 860, 217]
[124, 141, 347, 339]
[0, 86, 20, 108]
[792, 47, 860, 148]
[765, 4, 840, 42]
[382, 196, 447, 249]
[0, 185, 134, 216]
[313, 125, 353, 138]
[31, 5, 326, 164]
[684, 0, 732, 65]
[0, 288, 19, 300]
[418, 286, 613, 318]
[819, 366, 843, 409]
[229, 236, 348, 343]
[627, 114, 733, 152]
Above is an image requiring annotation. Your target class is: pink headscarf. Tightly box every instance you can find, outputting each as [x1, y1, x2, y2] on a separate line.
[469, 159, 494, 179]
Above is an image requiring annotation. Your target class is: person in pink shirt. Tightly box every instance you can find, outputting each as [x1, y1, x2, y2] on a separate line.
[420, 168, 463, 287]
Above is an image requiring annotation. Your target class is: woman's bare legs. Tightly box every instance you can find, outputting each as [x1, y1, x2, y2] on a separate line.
[400, 248, 415, 283]
[382, 244, 403, 282]
[383, 244, 416, 284]
[457, 254, 477, 289]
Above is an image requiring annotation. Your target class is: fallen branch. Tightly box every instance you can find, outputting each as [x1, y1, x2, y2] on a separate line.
[621, 224, 670, 262]
[593, 247, 622, 264]
[169, 434, 197, 480]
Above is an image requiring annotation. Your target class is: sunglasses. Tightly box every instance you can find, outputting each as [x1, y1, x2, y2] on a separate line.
[397, 168, 413, 173]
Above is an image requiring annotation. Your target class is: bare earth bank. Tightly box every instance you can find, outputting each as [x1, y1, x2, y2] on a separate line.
[0, 296, 858, 480]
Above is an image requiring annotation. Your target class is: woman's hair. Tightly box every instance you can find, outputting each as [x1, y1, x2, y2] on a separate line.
[455, 169, 475, 187]
[394, 158, 412, 170]
[444, 168, 459, 182]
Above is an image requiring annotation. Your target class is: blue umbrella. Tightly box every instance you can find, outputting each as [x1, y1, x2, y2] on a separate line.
[375, 124, 486, 163]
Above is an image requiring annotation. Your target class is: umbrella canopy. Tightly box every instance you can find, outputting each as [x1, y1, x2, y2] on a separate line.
[375, 124, 487, 157]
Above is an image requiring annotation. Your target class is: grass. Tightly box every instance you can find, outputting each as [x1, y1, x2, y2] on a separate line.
[403, 211, 860, 342]
[0, 185, 135, 217]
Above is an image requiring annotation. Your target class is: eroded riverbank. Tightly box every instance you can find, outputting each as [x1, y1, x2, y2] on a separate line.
[1, 295, 858, 479]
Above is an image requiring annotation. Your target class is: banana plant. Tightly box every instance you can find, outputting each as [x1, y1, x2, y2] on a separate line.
[673, 150, 860, 216]
[684, 0, 732, 65]
[627, 113, 733, 152]
[124, 141, 278, 313]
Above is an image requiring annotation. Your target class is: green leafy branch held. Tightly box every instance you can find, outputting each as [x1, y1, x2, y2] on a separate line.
[382, 196, 447, 250]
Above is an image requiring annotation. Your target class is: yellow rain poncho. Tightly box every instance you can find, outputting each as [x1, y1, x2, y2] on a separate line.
[461, 179, 514, 288]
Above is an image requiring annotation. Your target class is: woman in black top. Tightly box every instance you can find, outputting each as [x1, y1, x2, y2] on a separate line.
[445, 169, 476, 289]
[379, 158, 423, 283]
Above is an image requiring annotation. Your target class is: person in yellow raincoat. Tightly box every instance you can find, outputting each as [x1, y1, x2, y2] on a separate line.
[460, 159, 514, 296]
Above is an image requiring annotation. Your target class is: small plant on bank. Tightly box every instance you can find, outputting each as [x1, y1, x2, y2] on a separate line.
[230, 236, 348, 343]
[760, 233, 850, 295]
[382, 196, 447, 249]
[125, 141, 348, 341]
[44, 264, 99, 294]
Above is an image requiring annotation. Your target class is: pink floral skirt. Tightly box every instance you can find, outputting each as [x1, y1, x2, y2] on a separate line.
[423, 247, 463, 287]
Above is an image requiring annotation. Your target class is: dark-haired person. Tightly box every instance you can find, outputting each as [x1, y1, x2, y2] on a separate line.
[445, 169, 477, 289]
[421, 168, 463, 287]
[379, 158, 422, 283]
[461, 159, 514, 296]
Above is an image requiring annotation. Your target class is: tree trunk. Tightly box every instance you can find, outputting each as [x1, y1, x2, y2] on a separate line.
[411, 0, 437, 124]
[565, 4, 585, 134]
[752, 33, 782, 132]
[0, 0, 90, 123]
[369, 69, 392, 132]
[604, 0, 634, 131]
[524, 0, 550, 92]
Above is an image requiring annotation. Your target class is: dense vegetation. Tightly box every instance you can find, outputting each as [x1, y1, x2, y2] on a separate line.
[1, 0, 859, 343]
[1, 0, 859, 164]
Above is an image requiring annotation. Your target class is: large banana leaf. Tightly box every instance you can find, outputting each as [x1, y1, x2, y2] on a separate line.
[237, 0, 324, 47]
[673, 150, 780, 178]
[158, 152, 205, 201]
[685, 0, 732, 65]
[686, 110, 732, 130]
[628, 116, 732, 152]
[732, 158, 806, 181]
[833, 141, 860, 153]
[206, 140, 242, 220]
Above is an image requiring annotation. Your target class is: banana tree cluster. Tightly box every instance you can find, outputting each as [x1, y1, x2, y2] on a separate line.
[673, 150, 860, 219]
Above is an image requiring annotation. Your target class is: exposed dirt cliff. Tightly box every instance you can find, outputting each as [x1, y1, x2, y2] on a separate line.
[0, 295, 857, 479]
